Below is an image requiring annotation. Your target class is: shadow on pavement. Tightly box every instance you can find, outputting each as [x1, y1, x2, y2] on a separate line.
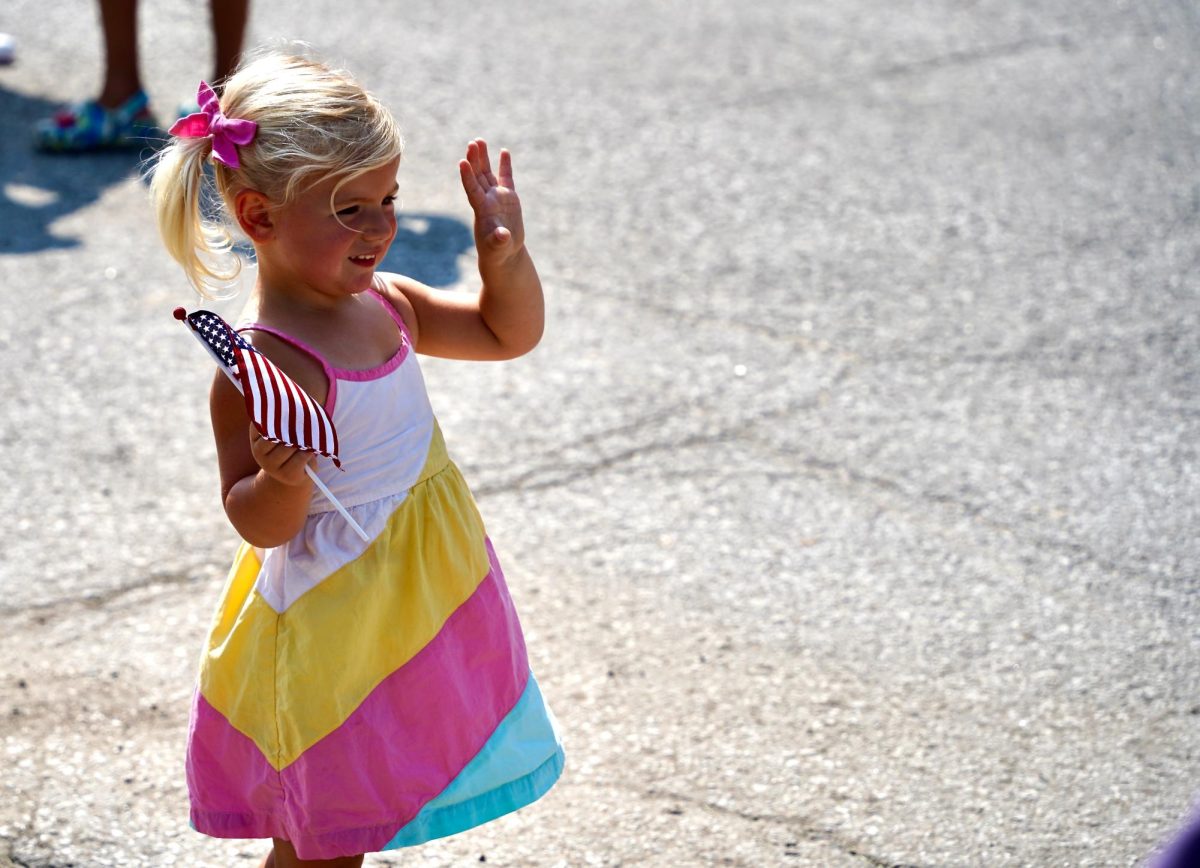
[0, 83, 472, 285]
[383, 213, 474, 288]
[0, 83, 160, 254]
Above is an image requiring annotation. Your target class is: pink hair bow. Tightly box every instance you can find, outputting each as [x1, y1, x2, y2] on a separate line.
[168, 81, 257, 169]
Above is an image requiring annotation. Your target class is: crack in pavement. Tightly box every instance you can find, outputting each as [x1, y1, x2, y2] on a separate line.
[728, 426, 1193, 590]
[553, 270, 1185, 586]
[466, 278, 856, 500]
[549, 271, 833, 354]
[712, 31, 1082, 112]
[0, 568, 201, 623]
[460, 400, 701, 487]
[0, 839, 30, 868]
[493, 365, 1190, 591]
[0, 847, 36, 868]
[640, 786, 931, 868]
[473, 386, 841, 499]
[871, 33, 1075, 80]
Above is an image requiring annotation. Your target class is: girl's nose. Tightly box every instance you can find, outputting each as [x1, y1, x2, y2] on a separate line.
[363, 209, 396, 242]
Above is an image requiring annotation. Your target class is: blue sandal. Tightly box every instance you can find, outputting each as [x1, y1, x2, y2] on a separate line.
[34, 90, 159, 152]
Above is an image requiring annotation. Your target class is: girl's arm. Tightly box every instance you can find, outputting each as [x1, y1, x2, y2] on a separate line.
[209, 335, 327, 547]
[385, 139, 544, 361]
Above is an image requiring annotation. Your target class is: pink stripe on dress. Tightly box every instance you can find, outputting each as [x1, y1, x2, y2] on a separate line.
[188, 543, 529, 860]
[186, 689, 286, 841]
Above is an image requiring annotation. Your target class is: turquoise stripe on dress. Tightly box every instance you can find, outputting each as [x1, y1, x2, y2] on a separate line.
[382, 675, 564, 849]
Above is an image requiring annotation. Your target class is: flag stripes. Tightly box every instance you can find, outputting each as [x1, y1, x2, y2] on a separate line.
[175, 308, 342, 468]
[236, 343, 339, 464]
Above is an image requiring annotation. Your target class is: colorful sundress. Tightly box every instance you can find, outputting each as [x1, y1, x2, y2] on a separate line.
[185, 289, 564, 860]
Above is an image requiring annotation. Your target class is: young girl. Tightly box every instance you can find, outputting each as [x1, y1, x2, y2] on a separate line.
[151, 51, 563, 867]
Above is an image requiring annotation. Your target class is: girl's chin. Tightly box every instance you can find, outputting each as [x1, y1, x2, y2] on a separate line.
[343, 271, 379, 293]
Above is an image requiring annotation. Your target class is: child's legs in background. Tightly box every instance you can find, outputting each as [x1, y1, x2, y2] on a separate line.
[259, 839, 364, 868]
[208, 0, 249, 84]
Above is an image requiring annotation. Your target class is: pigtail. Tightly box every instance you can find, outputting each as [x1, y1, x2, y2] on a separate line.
[150, 137, 242, 298]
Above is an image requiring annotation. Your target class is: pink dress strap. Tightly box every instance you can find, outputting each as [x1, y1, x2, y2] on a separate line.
[367, 286, 415, 345]
[236, 288, 411, 414]
[237, 323, 339, 413]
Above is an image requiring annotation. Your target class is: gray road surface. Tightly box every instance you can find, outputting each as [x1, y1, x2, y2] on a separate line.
[1, 0, 1198, 865]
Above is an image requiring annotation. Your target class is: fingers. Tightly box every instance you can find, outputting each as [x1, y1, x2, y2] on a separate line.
[461, 140, 521, 249]
[471, 139, 498, 188]
[464, 139, 515, 192]
[249, 424, 314, 485]
[459, 158, 485, 206]
[498, 148, 515, 190]
[460, 139, 493, 208]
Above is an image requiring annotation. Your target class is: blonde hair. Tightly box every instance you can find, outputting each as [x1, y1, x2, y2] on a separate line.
[151, 50, 404, 297]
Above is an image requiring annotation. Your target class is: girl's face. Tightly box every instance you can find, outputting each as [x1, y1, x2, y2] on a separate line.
[263, 157, 401, 300]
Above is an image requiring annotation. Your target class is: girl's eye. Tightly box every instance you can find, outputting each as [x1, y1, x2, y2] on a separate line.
[336, 206, 360, 217]
[383, 195, 397, 207]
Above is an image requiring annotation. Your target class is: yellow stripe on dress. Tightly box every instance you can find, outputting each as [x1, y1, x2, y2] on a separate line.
[199, 440, 492, 770]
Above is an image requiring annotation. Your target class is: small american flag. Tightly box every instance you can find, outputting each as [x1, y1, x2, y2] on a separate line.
[174, 308, 341, 467]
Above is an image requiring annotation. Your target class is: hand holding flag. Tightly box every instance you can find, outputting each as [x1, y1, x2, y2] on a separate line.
[173, 307, 369, 542]
[248, 424, 316, 488]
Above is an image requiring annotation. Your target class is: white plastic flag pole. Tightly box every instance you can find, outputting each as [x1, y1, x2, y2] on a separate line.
[304, 466, 370, 543]
[179, 322, 371, 543]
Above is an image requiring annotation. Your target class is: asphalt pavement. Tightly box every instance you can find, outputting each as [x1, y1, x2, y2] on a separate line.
[1, 0, 1198, 865]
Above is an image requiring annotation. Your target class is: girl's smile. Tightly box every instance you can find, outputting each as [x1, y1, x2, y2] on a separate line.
[256, 157, 401, 302]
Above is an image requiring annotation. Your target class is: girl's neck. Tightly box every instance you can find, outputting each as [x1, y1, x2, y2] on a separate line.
[243, 278, 402, 372]
[251, 272, 367, 316]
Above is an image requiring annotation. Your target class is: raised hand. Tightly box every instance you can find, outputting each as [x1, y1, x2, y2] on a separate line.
[459, 138, 524, 263]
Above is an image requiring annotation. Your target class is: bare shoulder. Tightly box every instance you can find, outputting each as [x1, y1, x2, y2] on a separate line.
[374, 271, 525, 360]
[374, 272, 430, 346]
[209, 364, 248, 429]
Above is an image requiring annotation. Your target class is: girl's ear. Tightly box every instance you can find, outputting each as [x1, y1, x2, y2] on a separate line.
[235, 190, 275, 241]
